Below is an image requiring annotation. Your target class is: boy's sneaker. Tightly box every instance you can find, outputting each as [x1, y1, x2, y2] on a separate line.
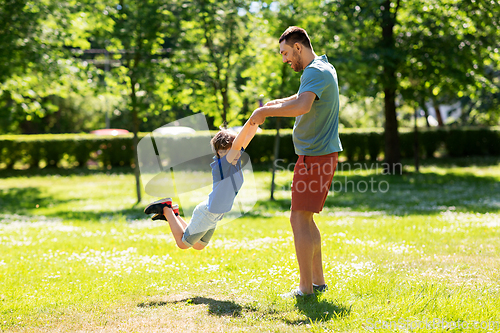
[151, 203, 179, 221]
[144, 198, 172, 215]
[172, 204, 179, 216]
[313, 284, 328, 293]
[151, 213, 166, 221]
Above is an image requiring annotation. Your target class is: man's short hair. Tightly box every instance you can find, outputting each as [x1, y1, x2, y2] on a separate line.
[279, 26, 312, 50]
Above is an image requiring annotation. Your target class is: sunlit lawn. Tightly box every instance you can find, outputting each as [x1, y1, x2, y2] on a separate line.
[1, 157, 499, 332]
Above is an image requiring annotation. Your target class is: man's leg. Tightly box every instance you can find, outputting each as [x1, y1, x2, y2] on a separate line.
[310, 217, 326, 286]
[290, 210, 324, 295]
[163, 207, 190, 249]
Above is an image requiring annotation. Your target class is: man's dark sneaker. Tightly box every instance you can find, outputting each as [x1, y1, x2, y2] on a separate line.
[144, 198, 172, 215]
[313, 284, 328, 293]
[280, 287, 316, 299]
[172, 204, 179, 216]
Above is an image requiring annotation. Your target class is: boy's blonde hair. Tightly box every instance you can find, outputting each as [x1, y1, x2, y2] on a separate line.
[210, 129, 236, 157]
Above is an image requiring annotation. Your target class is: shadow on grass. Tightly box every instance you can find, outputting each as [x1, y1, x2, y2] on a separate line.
[138, 297, 250, 317]
[283, 296, 351, 325]
[46, 209, 146, 222]
[138, 295, 352, 325]
[0, 186, 145, 222]
[0, 187, 71, 215]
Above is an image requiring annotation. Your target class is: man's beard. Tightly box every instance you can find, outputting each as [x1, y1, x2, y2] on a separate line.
[291, 49, 303, 72]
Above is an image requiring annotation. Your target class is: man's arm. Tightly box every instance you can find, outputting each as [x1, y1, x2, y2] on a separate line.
[265, 94, 298, 106]
[249, 91, 316, 125]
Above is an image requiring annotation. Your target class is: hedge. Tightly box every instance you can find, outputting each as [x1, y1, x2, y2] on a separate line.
[0, 127, 499, 169]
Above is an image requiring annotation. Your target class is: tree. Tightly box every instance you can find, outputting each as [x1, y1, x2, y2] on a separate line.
[315, 0, 500, 172]
[0, 0, 47, 84]
[255, 0, 314, 199]
[316, 0, 402, 173]
[0, 0, 98, 134]
[172, 0, 253, 127]
[398, 0, 500, 127]
[78, 0, 181, 203]
[462, 66, 500, 125]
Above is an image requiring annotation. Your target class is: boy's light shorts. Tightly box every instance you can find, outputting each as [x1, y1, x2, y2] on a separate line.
[291, 152, 339, 213]
[182, 200, 224, 247]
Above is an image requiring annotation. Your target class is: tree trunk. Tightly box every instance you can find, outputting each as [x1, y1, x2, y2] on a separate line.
[130, 79, 142, 204]
[413, 107, 419, 173]
[420, 100, 431, 128]
[222, 86, 229, 125]
[383, 88, 401, 174]
[433, 99, 444, 126]
[381, 0, 401, 175]
[270, 118, 281, 201]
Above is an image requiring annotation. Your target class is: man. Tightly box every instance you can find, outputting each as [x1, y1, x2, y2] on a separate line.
[250, 26, 342, 297]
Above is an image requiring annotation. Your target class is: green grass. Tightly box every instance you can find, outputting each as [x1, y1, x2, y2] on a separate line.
[1, 157, 500, 332]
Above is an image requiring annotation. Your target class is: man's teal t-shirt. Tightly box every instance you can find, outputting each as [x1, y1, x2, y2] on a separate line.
[293, 54, 343, 156]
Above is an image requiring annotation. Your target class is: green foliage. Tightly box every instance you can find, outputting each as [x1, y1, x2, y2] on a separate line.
[398, 0, 500, 124]
[367, 132, 384, 160]
[0, 0, 103, 134]
[0, 0, 51, 83]
[339, 95, 385, 128]
[93, 0, 180, 136]
[0, 134, 134, 169]
[444, 128, 500, 157]
[0, 0, 499, 138]
[399, 131, 415, 159]
[418, 129, 445, 158]
[169, 0, 256, 127]
[314, 0, 500, 112]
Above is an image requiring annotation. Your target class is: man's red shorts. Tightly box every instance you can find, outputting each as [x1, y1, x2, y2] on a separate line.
[291, 152, 339, 213]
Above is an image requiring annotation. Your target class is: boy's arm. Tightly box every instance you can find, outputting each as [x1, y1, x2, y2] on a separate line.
[241, 123, 259, 149]
[225, 119, 256, 162]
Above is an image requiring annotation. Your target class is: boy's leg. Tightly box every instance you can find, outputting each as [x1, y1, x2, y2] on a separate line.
[163, 207, 190, 249]
[171, 214, 209, 250]
[192, 242, 206, 250]
[175, 215, 188, 230]
[188, 226, 215, 251]
[184, 207, 219, 251]
[174, 215, 208, 250]
[190, 227, 214, 251]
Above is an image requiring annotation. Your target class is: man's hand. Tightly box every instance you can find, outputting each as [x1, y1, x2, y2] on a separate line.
[249, 108, 266, 126]
[264, 100, 280, 107]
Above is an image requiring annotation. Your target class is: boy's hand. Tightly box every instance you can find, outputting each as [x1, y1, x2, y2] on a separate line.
[250, 108, 266, 126]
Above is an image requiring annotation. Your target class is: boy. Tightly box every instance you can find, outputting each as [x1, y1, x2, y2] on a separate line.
[144, 119, 258, 250]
